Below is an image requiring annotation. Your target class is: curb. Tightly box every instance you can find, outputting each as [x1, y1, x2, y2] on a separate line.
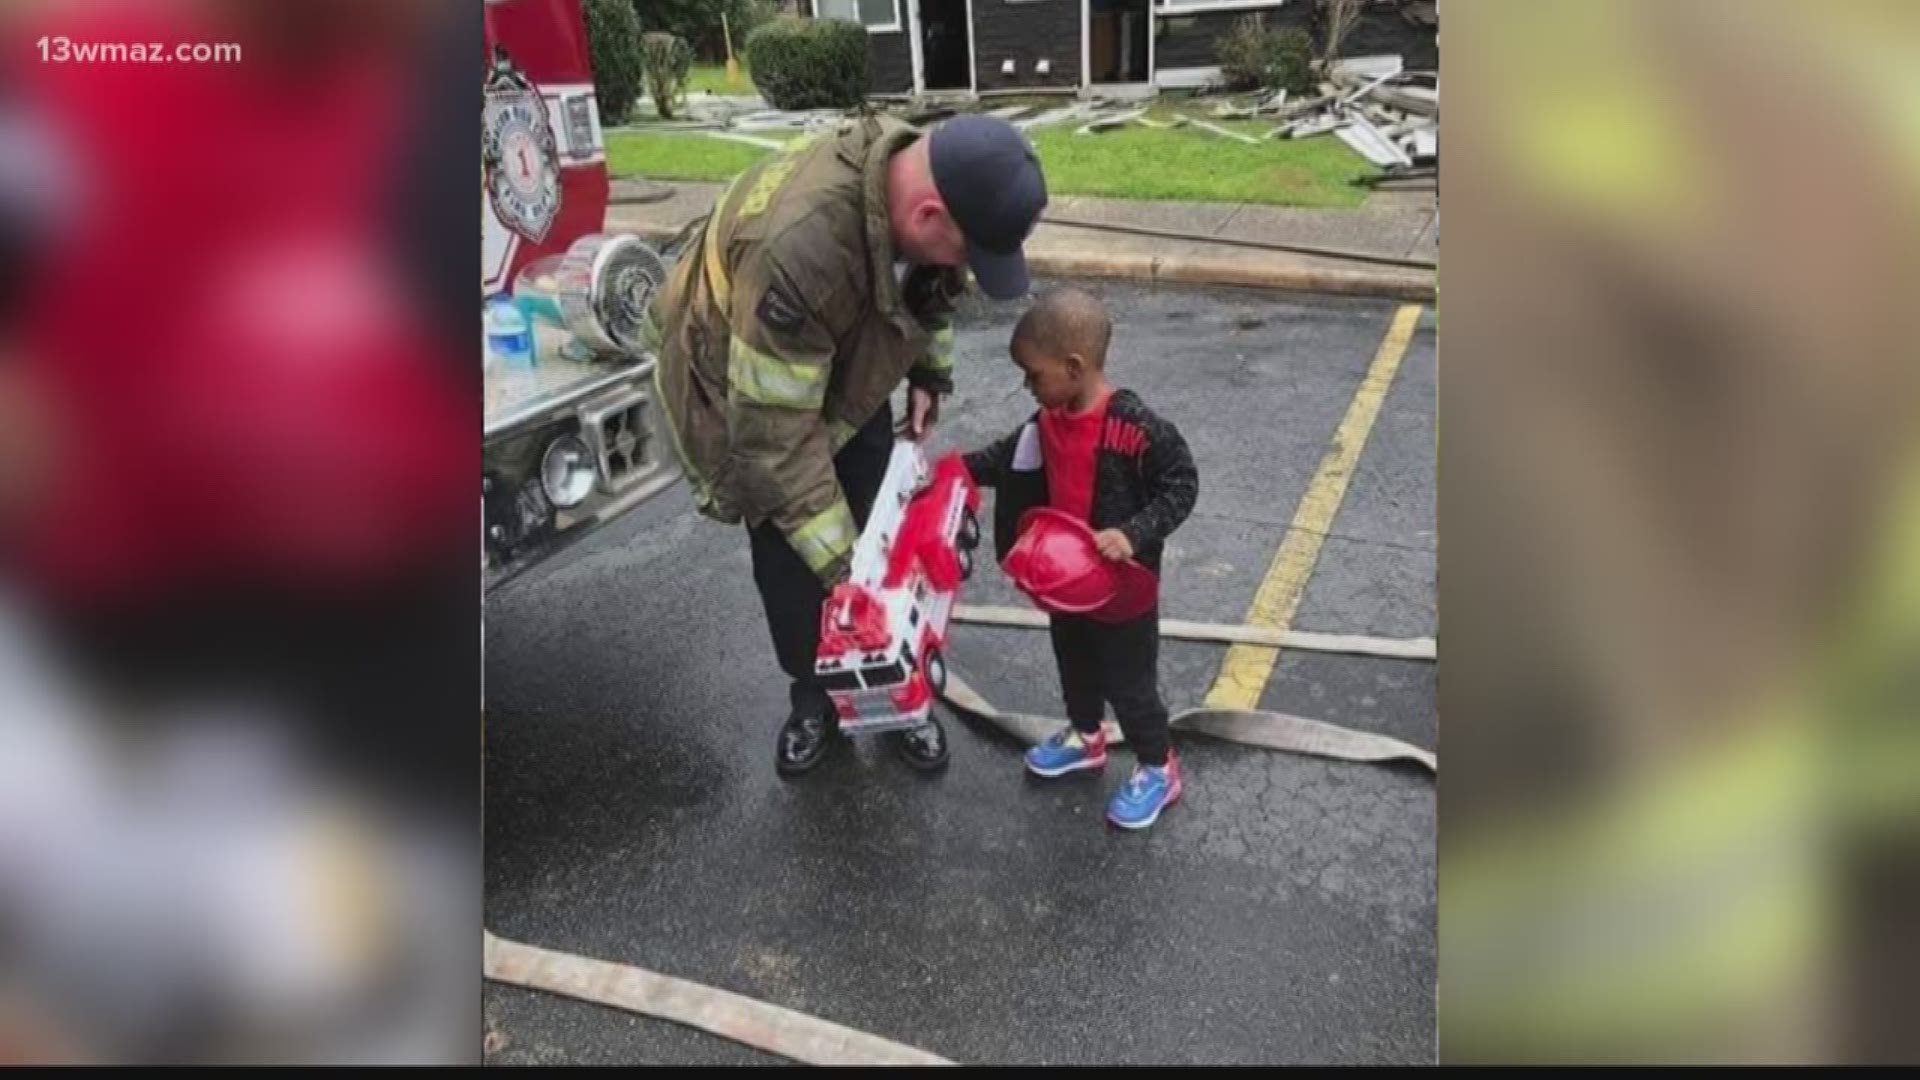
[1029, 249, 1435, 302]
[610, 218, 1435, 303]
[609, 178, 678, 205]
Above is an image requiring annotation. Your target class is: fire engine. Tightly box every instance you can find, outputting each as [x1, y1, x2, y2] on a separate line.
[815, 443, 983, 735]
[482, 0, 677, 594]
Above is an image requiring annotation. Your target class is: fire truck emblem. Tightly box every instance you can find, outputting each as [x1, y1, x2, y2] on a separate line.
[483, 45, 562, 243]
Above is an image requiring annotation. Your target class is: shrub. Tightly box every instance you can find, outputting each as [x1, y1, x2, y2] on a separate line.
[635, 0, 777, 61]
[1268, 28, 1316, 95]
[583, 0, 644, 124]
[1217, 15, 1315, 96]
[744, 16, 868, 111]
[641, 32, 694, 120]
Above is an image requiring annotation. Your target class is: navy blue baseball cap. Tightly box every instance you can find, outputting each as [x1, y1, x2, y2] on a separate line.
[928, 115, 1048, 300]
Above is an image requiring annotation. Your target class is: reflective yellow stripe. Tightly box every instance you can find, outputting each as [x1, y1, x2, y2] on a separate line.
[699, 173, 750, 317]
[790, 500, 857, 576]
[703, 212, 732, 318]
[729, 335, 828, 410]
[917, 326, 955, 375]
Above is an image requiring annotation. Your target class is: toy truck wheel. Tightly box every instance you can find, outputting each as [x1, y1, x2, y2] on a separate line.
[957, 544, 974, 581]
[959, 510, 982, 550]
[924, 648, 948, 695]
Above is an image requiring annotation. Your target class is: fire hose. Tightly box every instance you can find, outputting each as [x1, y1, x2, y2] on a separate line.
[941, 604, 1435, 773]
[485, 608, 1434, 1065]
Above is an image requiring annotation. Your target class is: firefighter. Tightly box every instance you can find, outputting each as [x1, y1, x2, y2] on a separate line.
[646, 113, 1046, 778]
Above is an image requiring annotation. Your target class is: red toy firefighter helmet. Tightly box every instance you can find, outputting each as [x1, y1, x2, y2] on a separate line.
[1002, 508, 1158, 623]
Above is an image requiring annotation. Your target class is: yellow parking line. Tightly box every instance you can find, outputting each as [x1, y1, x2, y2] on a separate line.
[1204, 303, 1424, 711]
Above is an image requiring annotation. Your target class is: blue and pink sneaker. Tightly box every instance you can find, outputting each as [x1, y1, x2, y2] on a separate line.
[1107, 753, 1184, 830]
[1024, 724, 1109, 777]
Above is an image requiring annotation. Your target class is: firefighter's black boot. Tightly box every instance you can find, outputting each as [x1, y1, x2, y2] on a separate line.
[775, 703, 838, 779]
[890, 715, 950, 774]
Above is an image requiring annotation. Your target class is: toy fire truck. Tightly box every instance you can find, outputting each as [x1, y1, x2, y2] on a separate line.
[815, 442, 983, 736]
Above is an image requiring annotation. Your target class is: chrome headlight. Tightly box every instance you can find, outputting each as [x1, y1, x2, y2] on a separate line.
[540, 434, 596, 509]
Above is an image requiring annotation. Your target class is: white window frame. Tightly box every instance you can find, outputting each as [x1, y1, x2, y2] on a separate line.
[906, 0, 978, 95]
[1153, 0, 1288, 17]
[810, 0, 904, 34]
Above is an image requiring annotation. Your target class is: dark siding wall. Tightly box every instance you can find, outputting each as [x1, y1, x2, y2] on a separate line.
[972, 0, 1082, 92]
[857, 0, 1435, 95]
[1153, 9, 1261, 71]
[1341, 5, 1437, 70]
[1153, 1, 1435, 74]
[868, 25, 915, 93]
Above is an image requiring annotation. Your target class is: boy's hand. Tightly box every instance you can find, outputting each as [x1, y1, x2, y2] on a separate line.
[1093, 528, 1134, 562]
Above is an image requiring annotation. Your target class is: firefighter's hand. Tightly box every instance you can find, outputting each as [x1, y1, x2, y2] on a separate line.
[823, 560, 853, 589]
[1094, 529, 1134, 562]
[898, 386, 940, 442]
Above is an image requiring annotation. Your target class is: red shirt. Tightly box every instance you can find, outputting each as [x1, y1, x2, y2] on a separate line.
[1038, 388, 1113, 523]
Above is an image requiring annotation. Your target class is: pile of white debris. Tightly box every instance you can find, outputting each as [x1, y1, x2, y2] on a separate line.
[626, 55, 1438, 187]
[988, 55, 1437, 188]
[1201, 55, 1436, 181]
[623, 92, 854, 151]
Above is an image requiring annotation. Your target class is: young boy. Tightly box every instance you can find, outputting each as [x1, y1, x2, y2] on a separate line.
[963, 287, 1199, 829]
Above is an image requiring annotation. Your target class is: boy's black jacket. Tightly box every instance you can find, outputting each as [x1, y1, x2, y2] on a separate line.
[962, 389, 1199, 575]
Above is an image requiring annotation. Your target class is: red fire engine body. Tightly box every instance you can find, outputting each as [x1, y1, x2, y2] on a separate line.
[815, 443, 982, 735]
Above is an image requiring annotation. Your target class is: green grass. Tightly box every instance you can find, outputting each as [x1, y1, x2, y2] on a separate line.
[607, 107, 1378, 207]
[1027, 106, 1377, 208]
[606, 130, 777, 182]
[685, 61, 755, 96]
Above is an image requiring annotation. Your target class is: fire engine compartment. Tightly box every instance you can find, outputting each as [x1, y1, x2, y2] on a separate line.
[483, 321, 675, 593]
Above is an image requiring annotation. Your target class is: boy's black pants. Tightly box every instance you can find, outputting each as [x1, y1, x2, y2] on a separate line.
[1049, 608, 1172, 767]
[746, 402, 893, 719]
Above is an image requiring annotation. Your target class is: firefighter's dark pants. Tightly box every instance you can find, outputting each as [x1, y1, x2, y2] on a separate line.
[746, 401, 894, 719]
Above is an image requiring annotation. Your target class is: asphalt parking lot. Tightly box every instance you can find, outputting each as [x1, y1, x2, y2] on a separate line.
[483, 279, 1437, 1065]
